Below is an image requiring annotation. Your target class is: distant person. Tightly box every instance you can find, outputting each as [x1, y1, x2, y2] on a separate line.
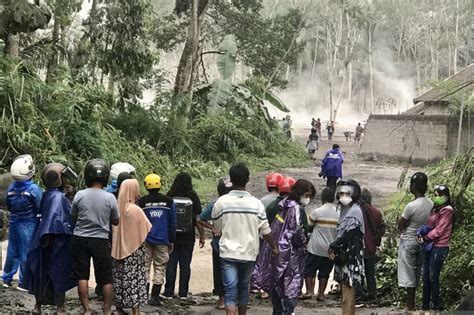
[197, 177, 233, 310]
[343, 131, 352, 142]
[2, 154, 42, 290]
[252, 179, 316, 315]
[306, 129, 319, 159]
[302, 187, 338, 301]
[418, 185, 454, 311]
[354, 123, 364, 143]
[162, 172, 205, 300]
[356, 188, 386, 301]
[71, 159, 119, 315]
[327, 121, 335, 141]
[139, 174, 177, 306]
[283, 118, 292, 140]
[328, 179, 365, 315]
[315, 118, 322, 139]
[397, 172, 433, 311]
[211, 162, 279, 315]
[320, 144, 344, 192]
[261, 172, 283, 209]
[311, 118, 316, 128]
[112, 179, 151, 315]
[22, 163, 76, 314]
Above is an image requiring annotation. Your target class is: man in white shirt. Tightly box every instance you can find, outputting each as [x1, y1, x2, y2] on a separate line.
[212, 162, 279, 315]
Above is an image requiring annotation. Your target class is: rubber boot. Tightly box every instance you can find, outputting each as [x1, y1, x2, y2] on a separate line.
[148, 284, 162, 306]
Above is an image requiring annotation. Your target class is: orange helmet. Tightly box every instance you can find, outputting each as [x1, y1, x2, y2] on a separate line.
[278, 177, 296, 194]
[265, 172, 283, 190]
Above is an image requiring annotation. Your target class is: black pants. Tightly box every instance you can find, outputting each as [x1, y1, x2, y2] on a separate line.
[212, 245, 224, 296]
[326, 177, 338, 193]
[356, 256, 376, 299]
[163, 243, 194, 297]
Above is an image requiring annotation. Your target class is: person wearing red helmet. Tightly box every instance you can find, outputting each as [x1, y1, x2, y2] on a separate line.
[265, 177, 296, 225]
[261, 173, 283, 209]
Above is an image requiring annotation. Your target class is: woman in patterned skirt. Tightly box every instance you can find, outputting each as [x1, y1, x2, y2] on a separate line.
[328, 179, 365, 315]
[111, 179, 152, 315]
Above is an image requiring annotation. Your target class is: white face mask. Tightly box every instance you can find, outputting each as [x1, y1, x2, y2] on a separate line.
[339, 196, 352, 206]
[300, 197, 310, 206]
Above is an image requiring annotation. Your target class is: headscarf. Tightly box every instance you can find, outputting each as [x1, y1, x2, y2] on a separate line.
[111, 179, 151, 260]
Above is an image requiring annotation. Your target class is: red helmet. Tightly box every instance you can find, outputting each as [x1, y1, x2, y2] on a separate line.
[278, 177, 296, 194]
[265, 172, 283, 189]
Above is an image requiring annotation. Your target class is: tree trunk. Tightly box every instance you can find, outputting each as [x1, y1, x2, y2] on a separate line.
[368, 23, 374, 114]
[46, 10, 61, 83]
[310, 28, 319, 86]
[453, 0, 459, 73]
[5, 34, 20, 57]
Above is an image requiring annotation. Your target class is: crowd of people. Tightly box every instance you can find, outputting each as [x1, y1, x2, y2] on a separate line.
[1, 152, 455, 315]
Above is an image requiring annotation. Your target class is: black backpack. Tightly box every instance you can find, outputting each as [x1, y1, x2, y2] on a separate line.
[174, 197, 194, 233]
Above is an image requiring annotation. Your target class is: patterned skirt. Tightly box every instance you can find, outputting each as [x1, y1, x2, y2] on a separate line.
[113, 245, 147, 309]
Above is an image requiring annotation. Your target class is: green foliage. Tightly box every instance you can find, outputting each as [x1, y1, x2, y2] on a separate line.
[378, 153, 474, 309]
[0, 0, 51, 34]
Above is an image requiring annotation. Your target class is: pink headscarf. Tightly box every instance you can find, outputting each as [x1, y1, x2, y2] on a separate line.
[111, 179, 151, 260]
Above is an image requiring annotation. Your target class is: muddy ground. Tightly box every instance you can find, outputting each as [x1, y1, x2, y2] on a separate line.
[0, 127, 413, 314]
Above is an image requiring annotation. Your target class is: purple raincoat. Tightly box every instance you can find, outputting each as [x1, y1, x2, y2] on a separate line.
[251, 197, 307, 299]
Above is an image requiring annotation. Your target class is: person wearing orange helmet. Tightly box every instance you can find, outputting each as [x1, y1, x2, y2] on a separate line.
[265, 177, 296, 225]
[261, 173, 283, 209]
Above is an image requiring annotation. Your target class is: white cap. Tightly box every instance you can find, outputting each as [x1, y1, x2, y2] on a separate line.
[110, 162, 136, 180]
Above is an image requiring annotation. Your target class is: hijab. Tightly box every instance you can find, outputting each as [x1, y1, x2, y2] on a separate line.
[111, 179, 151, 260]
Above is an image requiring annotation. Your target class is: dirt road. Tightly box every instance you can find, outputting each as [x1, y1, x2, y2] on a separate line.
[0, 128, 409, 314]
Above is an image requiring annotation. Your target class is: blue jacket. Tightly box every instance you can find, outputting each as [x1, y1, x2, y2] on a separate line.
[105, 180, 118, 194]
[322, 148, 344, 178]
[138, 191, 177, 245]
[7, 180, 43, 223]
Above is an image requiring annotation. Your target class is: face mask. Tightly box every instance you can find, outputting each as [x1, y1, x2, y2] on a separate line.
[300, 197, 310, 206]
[339, 196, 352, 206]
[433, 196, 446, 206]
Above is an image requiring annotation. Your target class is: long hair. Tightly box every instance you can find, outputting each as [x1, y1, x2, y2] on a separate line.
[288, 179, 316, 201]
[168, 172, 193, 197]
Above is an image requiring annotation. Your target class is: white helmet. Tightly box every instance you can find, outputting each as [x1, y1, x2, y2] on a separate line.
[10, 154, 35, 181]
[110, 162, 136, 180]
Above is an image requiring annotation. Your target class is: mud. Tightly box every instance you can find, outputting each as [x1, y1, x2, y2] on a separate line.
[0, 128, 410, 314]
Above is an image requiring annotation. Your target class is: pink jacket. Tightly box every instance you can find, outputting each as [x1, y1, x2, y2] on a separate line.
[425, 205, 454, 248]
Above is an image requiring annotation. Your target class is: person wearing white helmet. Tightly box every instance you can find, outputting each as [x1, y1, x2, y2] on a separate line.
[2, 154, 43, 289]
[105, 162, 136, 194]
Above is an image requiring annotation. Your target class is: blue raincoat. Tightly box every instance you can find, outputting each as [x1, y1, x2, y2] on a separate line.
[2, 180, 42, 285]
[22, 189, 76, 301]
[321, 148, 344, 178]
[105, 180, 118, 194]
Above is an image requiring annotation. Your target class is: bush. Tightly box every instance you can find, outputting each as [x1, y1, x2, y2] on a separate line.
[378, 153, 473, 309]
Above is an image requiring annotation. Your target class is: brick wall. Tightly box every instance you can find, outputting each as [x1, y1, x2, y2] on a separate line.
[360, 115, 451, 166]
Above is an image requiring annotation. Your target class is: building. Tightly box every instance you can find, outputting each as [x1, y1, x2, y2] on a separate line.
[360, 64, 473, 166]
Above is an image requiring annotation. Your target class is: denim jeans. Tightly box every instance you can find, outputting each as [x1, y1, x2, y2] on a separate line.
[2, 219, 36, 286]
[163, 243, 194, 297]
[422, 247, 449, 309]
[221, 258, 254, 307]
[271, 288, 298, 315]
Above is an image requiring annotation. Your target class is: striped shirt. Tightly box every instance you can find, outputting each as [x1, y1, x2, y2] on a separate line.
[212, 190, 271, 261]
[308, 203, 339, 257]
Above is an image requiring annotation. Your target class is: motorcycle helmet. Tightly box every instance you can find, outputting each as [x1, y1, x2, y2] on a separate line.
[84, 159, 110, 187]
[278, 177, 296, 194]
[41, 163, 66, 189]
[10, 154, 35, 181]
[265, 172, 283, 190]
[144, 174, 161, 190]
[335, 179, 361, 204]
[110, 162, 136, 180]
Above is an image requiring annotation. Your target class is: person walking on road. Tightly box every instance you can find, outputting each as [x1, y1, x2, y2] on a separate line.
[397, 172, 432, 311]
[211, 162, 279, 315]
[320, 144, 344, 192]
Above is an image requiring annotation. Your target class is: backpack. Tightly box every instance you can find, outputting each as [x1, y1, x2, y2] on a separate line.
[174, 197, 194, 233]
